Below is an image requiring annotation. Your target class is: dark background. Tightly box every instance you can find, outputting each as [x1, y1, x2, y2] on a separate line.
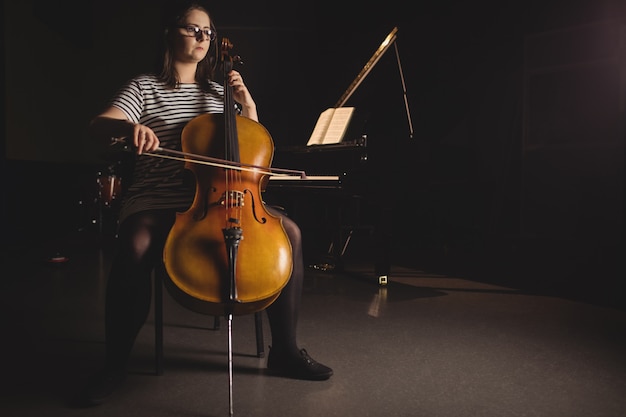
[2, 0, 624, 305]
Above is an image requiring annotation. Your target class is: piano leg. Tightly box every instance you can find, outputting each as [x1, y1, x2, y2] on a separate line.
[311, 196, 391, 287]
[310, 200, 363, 272]
[372, 204, 392, 286]
[325, 221, 389, 287]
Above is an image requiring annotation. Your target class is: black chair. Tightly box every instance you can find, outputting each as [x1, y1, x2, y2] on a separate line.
[152, 267, 265, 375]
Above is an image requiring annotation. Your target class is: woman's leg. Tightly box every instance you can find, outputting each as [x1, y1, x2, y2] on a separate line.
[104, 210, 174, 372]
[264, 210, 304, 355]
[82, 210, 174, 406]
[264, 206, 333, 380]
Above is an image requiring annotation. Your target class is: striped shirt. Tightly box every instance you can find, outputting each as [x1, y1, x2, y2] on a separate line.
[109, 74, 225, 224]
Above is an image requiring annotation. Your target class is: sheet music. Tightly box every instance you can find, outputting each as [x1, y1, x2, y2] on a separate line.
[306, 107, 355, 146]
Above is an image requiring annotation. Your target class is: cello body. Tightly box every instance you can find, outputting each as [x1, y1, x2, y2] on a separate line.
[162, 113, 293, 316]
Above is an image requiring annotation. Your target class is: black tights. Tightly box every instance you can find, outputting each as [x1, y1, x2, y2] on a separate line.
[104, 207, 303, 371]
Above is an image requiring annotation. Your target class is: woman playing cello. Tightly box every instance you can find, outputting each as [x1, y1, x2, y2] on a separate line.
[81, 0, 332, 406]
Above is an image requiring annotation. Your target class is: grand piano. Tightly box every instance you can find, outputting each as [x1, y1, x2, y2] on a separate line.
[263, 28, 414, 284]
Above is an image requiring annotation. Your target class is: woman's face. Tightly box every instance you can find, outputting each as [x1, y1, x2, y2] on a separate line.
[173, 8, 213, 64]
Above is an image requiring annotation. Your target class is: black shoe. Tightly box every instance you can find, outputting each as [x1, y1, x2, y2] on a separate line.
[79, 369, 126, 407]
[267, 347, 333, 381]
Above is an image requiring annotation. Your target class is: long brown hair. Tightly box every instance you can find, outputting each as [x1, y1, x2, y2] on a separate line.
[157, 1, 218, 92]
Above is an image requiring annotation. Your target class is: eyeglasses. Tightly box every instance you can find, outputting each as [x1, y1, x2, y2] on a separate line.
[178, 25, 215, 41]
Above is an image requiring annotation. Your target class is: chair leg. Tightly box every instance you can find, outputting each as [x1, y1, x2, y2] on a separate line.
[254, 311, 265, 358]
[154, 270, 164, 375]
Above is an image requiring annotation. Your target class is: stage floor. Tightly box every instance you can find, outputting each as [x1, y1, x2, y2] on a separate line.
[1, 230, 625, 417]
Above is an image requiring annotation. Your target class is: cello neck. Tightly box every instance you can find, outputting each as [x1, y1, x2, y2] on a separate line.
[221, 37, 240, 163]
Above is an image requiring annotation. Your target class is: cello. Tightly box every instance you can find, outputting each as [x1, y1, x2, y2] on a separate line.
[162, 38, 293, 317]
[161, 38, 293, 415]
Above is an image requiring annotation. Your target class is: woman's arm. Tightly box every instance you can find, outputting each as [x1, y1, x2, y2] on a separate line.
[228, 70, 258, 122]
[89, 107, 159, 154]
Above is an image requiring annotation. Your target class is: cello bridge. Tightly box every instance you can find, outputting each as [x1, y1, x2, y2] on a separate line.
[220, 190, 245, 208]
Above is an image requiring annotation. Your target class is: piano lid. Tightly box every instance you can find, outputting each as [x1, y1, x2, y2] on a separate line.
[332, 26, 413, 140]
[335, 27, 398, 108]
